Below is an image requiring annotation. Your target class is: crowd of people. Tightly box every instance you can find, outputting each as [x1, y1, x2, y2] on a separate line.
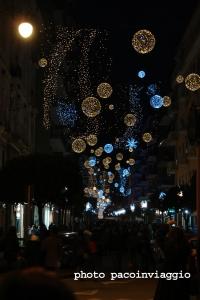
[0, 220, 199, 300]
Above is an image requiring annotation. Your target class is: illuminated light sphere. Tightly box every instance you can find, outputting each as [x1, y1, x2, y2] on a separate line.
[114, 182, 119, 188]
[185, 73, 200, 91]
[104, 143, 113, 154]
[116, 153, 123, 161]
[176, 75, 184, 84]
[97, 82, 113, 98]
[138, 70, 146, 78]
[88, 156, 97, 167]
[84, 160, 90, 169]
[128, 158, 135, 166]
[81, 97, 101, 117]
[150, 95, 163, 109]
[132, 29, 156, 54]
[115, 163, 121, 171]
[105, 157, 112, 164]
[102, 158, 109, 166]
[115, 138, 119, 142]
[72, 138, 86, 153]
[90, 149, 94, 153]
[86, 134, 98, 146]
[94, 148, 103, 157]
[18, 22, 33, 38]
[105, 188, 110, 193]
[38, 58, 48, 68]
[163, 96, 172, 107]
[123, 168, 130, 177]
[88, 168, 94, 175]
[99, 147, 103, 152]
[129, 147, 133, 152]
[120, 186, 125, 193]
[124, 113, 137, 126]
[142, 132, 152, 143]
[109, 104, 114, 110]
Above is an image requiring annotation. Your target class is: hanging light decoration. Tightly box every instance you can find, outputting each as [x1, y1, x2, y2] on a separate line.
[142, 132, 152, 143]
[86, 134, 98, 146]
[128, 158, 135, 166]
[38, 58, 48, 68]
[109, 104, 114, 110]
[150, 95, 163, 109]
[124, 114, 137, 126]
[185, 73, 200, 91]
[163, 96, 171, 107]
[104, 144, 113, 154]
[116, 153, 123, 161]
[132, 29, 156, 54]
[176, 75, 184, 83]
[81, 97, 101, 117]
[72, 138, 86, 153]
[97, 82, 113, 98]
[95, 148, 103, 157]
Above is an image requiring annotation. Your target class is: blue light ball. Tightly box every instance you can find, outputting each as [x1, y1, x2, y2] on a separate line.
[88, 156, 96, 167]
[150, 95, 163, 109]
[104, 143, 113, 154]
[138, 70, 146, 78]
[114, 183, 119, 188]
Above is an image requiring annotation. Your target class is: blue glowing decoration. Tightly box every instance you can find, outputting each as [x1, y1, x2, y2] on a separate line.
[159, 192, 166, 200]
[150, 95, 163, 109]
[123, 168, 130, 177]
[104, 143, 113, 154]
[85, 202, 92, 212]
[114, 183, 119, 188]
[126, 138, 138, 149]
[138, 70, 146, 78]
[88, 156, 96, 167]
[108, 171, 112, 176]
[56, 102, 78, 127]
[120, 186, 125, 193]
[147, 83, 158, 96]
[98, 190, 104, 198]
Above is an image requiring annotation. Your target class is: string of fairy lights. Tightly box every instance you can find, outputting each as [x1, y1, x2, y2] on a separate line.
[39, 26, 200, 216]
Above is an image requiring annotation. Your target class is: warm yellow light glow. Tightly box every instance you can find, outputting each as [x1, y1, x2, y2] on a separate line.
[18, 22, 33, 38]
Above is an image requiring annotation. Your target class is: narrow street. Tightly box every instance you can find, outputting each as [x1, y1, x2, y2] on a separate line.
[63, 278, 157, 300]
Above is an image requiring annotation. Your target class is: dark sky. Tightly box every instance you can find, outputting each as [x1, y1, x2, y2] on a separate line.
[45, 0, 198, 86]
[38, 0, 199, 85]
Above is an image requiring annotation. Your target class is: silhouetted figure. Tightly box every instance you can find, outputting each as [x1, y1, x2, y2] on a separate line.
[0, 267, 76, 300]
[3, 226, 19, 270]
[41, 226, 62, 271]
[154, 227, 190, 300]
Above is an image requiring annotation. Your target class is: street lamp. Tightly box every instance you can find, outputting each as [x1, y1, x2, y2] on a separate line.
[18, 22, 33, 39]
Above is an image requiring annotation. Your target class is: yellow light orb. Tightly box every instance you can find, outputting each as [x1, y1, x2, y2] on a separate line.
[132, 29, 155, 54]
[115, 163, 121, 171]
[95, 148, 103, 157]
[163, 96, 171, 107]
[109, 104, 114, 110]
[128, 158, 135, 166]
[97, 82, 113, 98]
[90, 149, 94, 153]
[116, 153, 123, 161]
[72, 138, 86, 153]
[81, 97, 101, 117]
[38, 58, 48, 68]
[185, 73, 200, 91]
[129, 147, 133, 152]
[142, 132, 152, 143]
[104, 165, 110, 169]
[124, 114, 137, 127]
[84, 160, 90, 169]
[86, 134, 98, 146]
[18, 22, 33, 39]
[105, 157, 112, 164]
[176, 75, 184, 83]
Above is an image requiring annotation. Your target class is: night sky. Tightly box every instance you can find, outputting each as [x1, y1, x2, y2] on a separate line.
[40, 0, 199, 86]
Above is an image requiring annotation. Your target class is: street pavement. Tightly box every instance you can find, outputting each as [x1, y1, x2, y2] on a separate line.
[63, 277, 157, 300]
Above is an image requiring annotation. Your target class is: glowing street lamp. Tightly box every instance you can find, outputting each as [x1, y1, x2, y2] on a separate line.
[18, 22, 33, 39]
